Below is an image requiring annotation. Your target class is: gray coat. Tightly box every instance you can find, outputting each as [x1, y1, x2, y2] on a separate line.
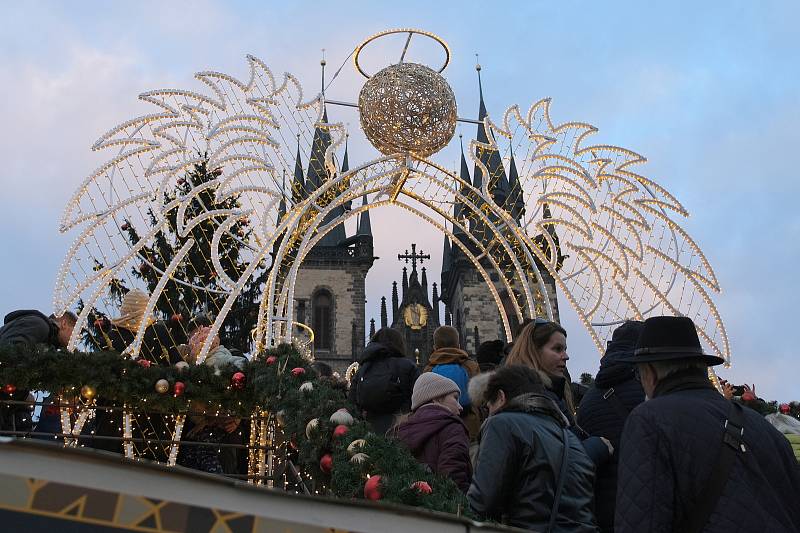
[0, 310, 60, 350]
[468, 393, 598, 532]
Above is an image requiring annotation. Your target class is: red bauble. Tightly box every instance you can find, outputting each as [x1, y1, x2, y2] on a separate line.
[136, 359, 152, 368]
[121, 222, 130, 231]
[266, 356, 278, 365]
[231, 371, 246, 390]
[779, 403, 791, 414]
[173, 381, 186, 397]
[411, 481, 432, 494]
[3, 384, 16, 395]
[364, 475, 383, 501]
[171, 313, 183, 322]
[319, 453, 333, 474]
[291, 367, 305, 377]
[332, 424, 349, 439]
[741, 391, 756, 402]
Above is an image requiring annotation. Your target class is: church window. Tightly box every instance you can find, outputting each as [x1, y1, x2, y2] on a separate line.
[312, 290, 333, 350]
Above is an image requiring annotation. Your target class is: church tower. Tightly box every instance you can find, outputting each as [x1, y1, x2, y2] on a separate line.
[291, 95, 375, 372]
[439, 63, 561, 353]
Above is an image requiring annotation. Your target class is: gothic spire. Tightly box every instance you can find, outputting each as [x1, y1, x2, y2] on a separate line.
[357, 192, 372, 236]
[278, 169, 287, 221]
[431, 282, 440, 324]
[402, 267, 409, 300]
[341, 134, 351, 211]
[391, 281, 399, 323]
[441, 234, 452, 274]
[292, 134, 305, 205]
[313, 106, 347, 246]
[380, 296, 388, 328]
[507, 144, 525, 222]
[473, 60, 509, 210]
[457, 135, 470, 236]
[369, 318, 376, 338]
[421, 266, 428, 292]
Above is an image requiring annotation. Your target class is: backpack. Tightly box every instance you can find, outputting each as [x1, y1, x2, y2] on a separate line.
[355, 358, 405, 414]
[431, 363, 471, 408]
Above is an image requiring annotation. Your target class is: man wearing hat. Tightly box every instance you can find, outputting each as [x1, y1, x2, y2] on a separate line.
[615, 316, 800, 533]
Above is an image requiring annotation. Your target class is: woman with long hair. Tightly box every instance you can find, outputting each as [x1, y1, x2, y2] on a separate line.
[505, 319, 612, 466]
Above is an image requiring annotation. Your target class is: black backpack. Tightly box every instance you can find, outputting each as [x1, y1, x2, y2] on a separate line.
[355, 358, 405, 414]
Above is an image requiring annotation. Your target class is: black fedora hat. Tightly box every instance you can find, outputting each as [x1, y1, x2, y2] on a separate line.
[617, 316, 725, 366]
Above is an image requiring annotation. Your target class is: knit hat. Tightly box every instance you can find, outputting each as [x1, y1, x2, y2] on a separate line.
[188, 326, 221, 360]
[111, 289, 153, 331]
[411, 372, 460, 411]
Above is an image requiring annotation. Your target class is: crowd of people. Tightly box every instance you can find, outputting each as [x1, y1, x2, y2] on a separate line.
[349, 318, 800, 532]
[1, 292, 799, 532]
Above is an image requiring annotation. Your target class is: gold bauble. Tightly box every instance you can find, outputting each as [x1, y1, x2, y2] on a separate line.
[358, 63, 456, 158]
[347, 438, 367, 457]
[80, 385, 96, 401]
[305, 418, 319, 439]
[154, 378, 169, 394]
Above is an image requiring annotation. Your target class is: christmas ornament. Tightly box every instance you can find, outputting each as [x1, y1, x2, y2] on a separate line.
[329, 408, 354, 426]
[364, 475, 383, 500]
[780, 403, 791, 414]
[174, 361, 189, 372]
[291, 367, 306, 377]
[3, 384, 16, 395]
[332, 424, 348, 439]
[411, 481, 432, 494]
[742, 391, 756, 402]
[347, 439, 367, 456]
[231, 371, 246, 390]
[299, 381, 314, 393]
[173, 381, 186, 397]
[80, 385, 96, 400]
[350, 452, 369, 465]
[305, 418, 319, 438]
[120, 222, 130, 231]
[155, 379, 169, 394]
[319, 453, 333, 474]
[137, 359, 152, 368]
[266, 355, 278, 365]
[171, 313, 183, 322]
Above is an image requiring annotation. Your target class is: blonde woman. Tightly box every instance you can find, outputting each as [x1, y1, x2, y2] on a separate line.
[505, 319, 612, 466]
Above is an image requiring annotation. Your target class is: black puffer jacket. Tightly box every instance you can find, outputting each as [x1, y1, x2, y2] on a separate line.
[576, 321, 644, 533]
[0, 310, 60, 350]
[349, 341, 419, 435]
[616, 371, 800, 532]
[468, 393, 598, 532]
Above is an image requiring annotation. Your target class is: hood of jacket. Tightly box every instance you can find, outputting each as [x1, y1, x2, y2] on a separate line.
[500, 392, 571, 427]
[425, 347, 479, 375]
[358, 341, 404, 364]
[395, 404, 464, 452]
[1, 310, 58, 346]
[594, 321, 644, 388]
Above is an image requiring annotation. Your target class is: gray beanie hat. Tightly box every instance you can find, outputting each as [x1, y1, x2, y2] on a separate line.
[411, 372, 460, 411]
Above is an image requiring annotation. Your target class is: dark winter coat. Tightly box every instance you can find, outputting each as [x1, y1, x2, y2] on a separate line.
[101, 321, 182, 365]
[0, 310, 62, 433]
[545, 374, 611, 468]
[616, 370, 800, 533]
[468, 393, 598, 532]
[576, 322, 645, 533]
[0, 310, 61, 350]
[349, 341, 419, 435]
[395, 404, 472, 492]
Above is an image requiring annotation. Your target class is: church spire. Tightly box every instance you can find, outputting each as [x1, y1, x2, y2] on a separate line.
[357, 192, 372, 236]
[380, 296, 388, 329]
[391, 281, 399, 323]
[441, 234, 452, 274]
[312, 102, 347, 246]
[369, 318, 375, 338]
[457, 134, 470, 236]
[473, 60, 509, 212]
[507, 144, 524, 222]
[278, 169, 287, 221]
[402, 267, 409, 300]
[421, 266, 428, 292]
[341, 134, 351, 211]
[431, 282, 440, 324]
[292, 134, 305, 205]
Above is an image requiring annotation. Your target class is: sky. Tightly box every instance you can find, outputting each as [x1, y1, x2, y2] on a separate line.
[1, 1, 798, 401]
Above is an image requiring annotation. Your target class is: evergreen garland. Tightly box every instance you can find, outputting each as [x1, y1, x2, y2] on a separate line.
[0, 344, 470, 516]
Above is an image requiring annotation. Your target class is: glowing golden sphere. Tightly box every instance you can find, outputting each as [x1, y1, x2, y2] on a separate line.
[358, 63, 457, 157]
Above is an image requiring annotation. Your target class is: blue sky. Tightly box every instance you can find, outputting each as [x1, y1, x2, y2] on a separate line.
[1, 1, 798, 400]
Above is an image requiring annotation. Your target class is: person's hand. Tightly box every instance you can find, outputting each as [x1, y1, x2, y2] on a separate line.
[720, 379, 734, 400]
[222, 417, 241, 433]
[600, 437, 614, 456]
